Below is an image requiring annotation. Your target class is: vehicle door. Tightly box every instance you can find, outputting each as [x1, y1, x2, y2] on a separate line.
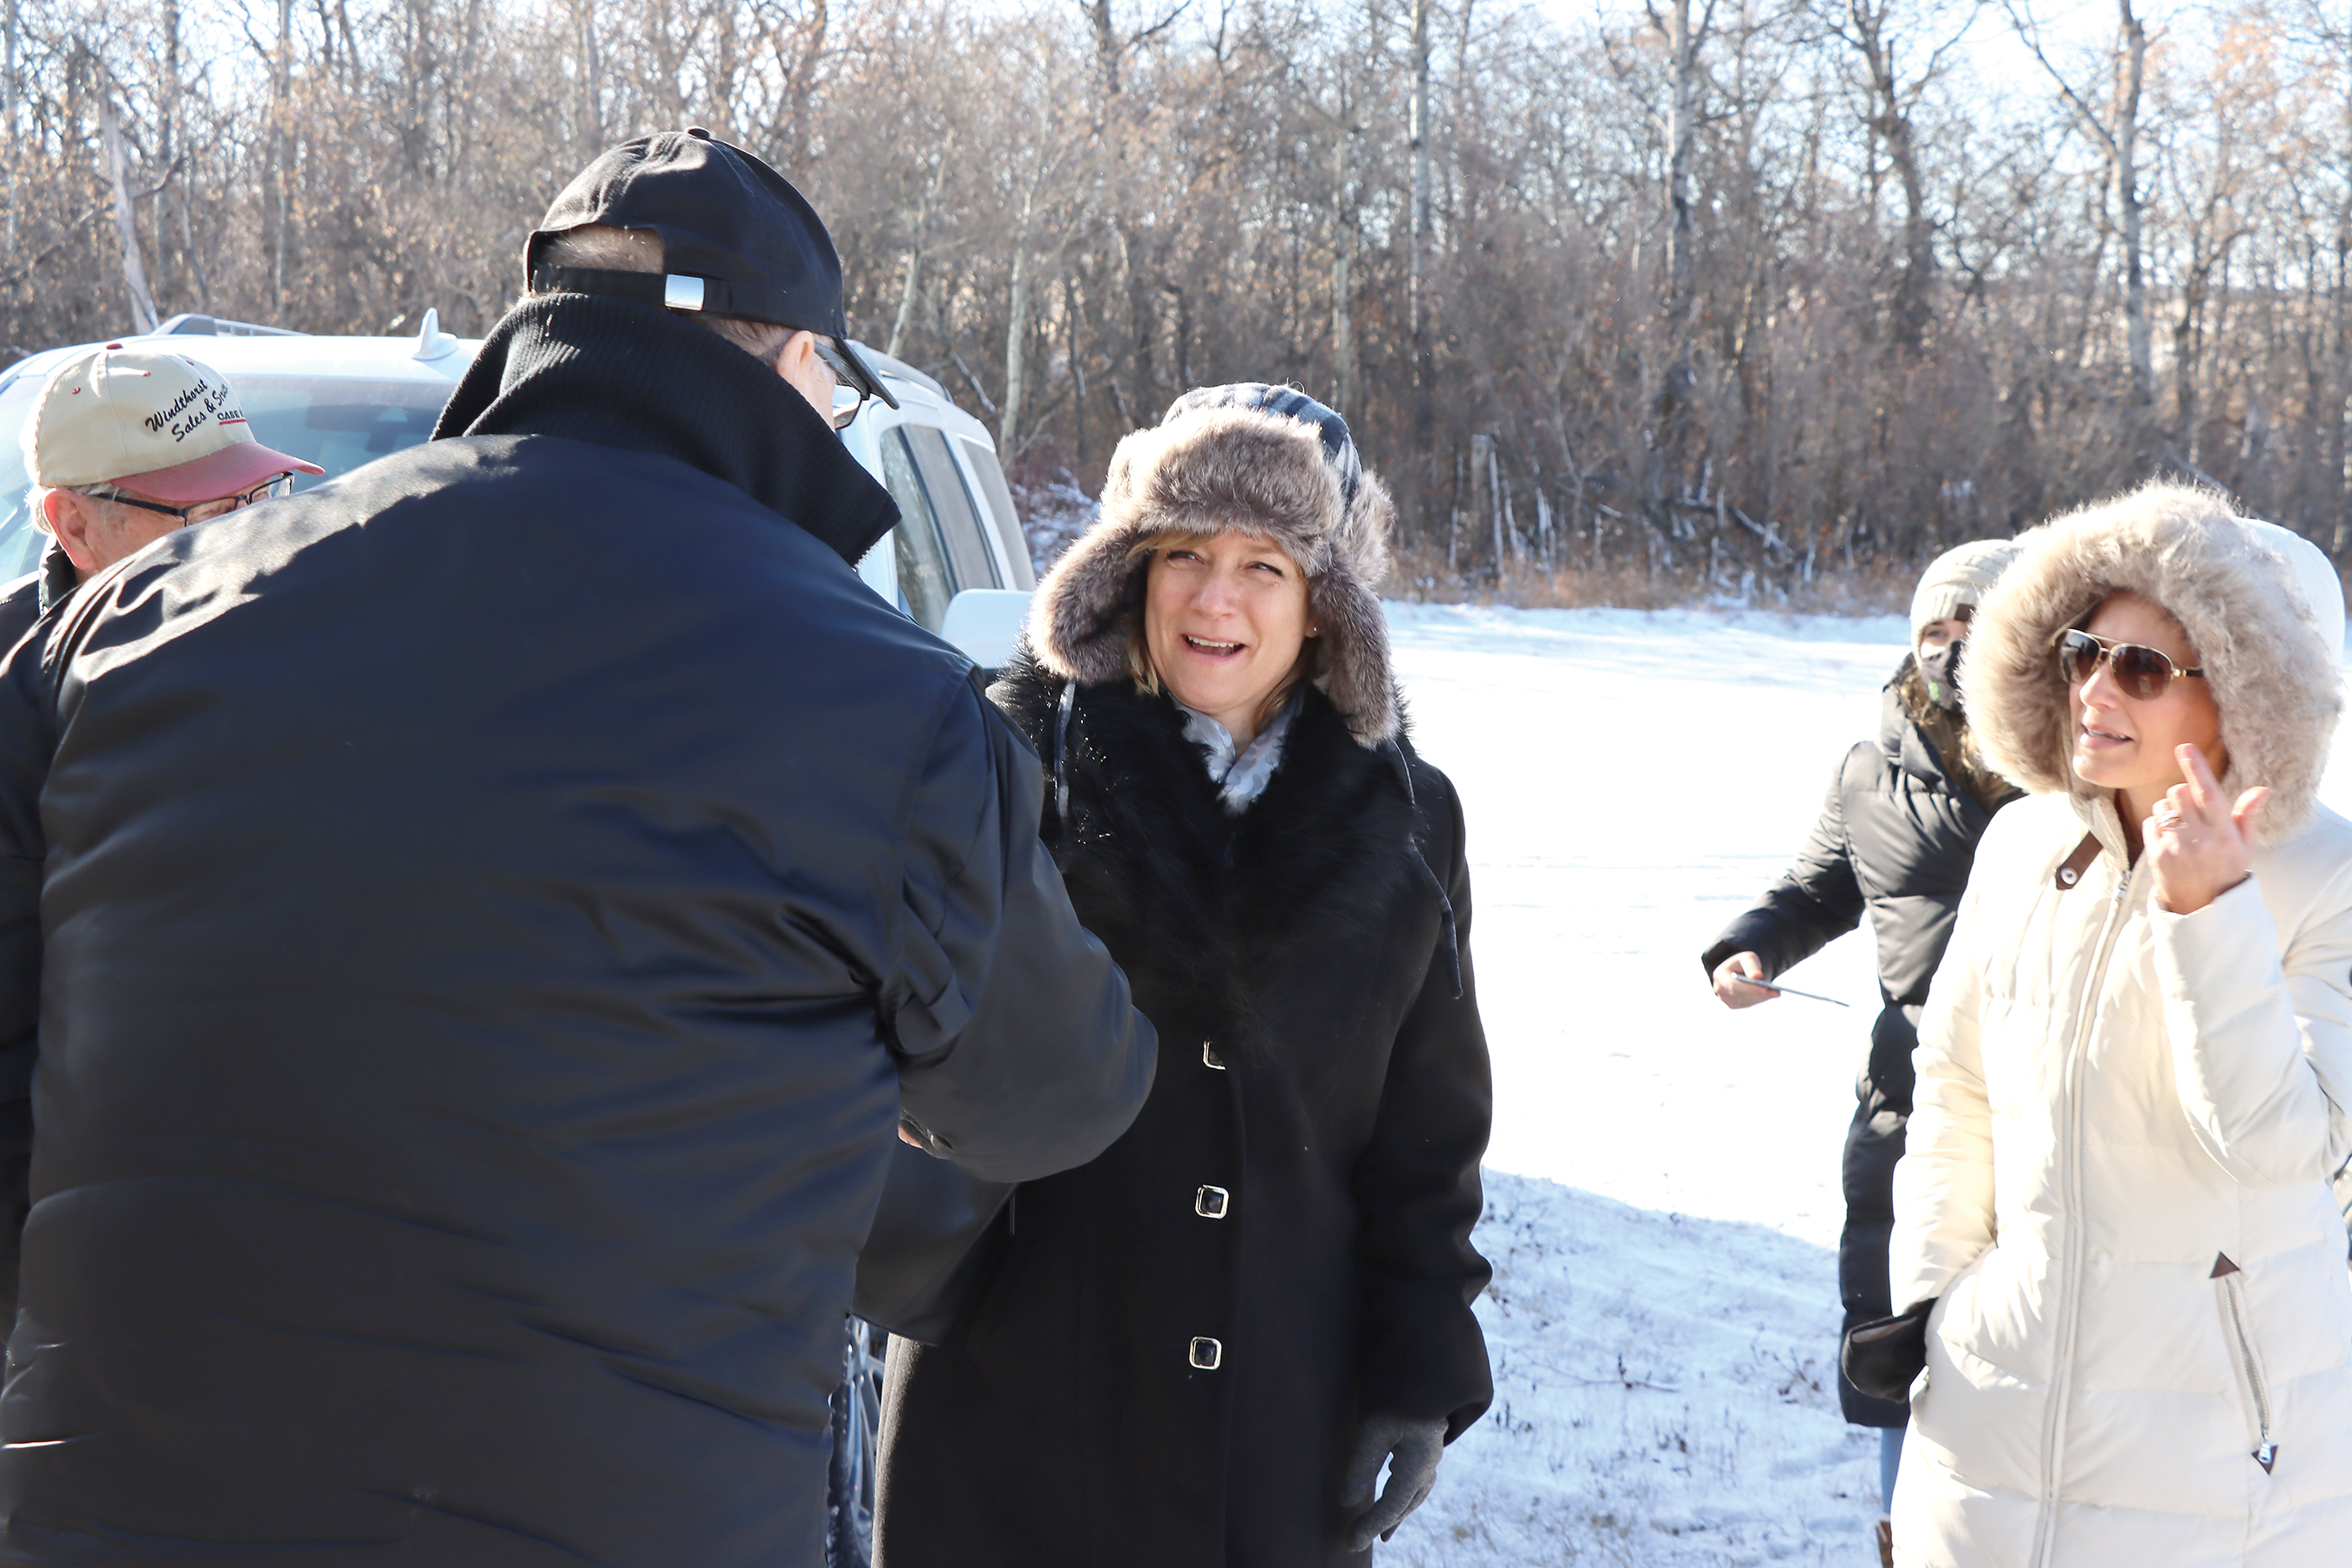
[874, 422, 1004, 635]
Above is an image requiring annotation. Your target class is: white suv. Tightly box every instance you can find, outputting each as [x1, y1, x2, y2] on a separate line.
[0, 313, 1034, 663]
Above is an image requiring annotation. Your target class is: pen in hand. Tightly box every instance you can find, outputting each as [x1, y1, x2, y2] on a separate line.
[1731, 973, 1850, 1007]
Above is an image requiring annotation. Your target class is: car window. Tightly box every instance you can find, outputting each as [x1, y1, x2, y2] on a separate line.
[239, 375, 451, 484]
[880, 429, 955, 632]
[903, 425, 1000, 591]
[0, 370, 51, 579]
[0, 367, 456, 585]
[959, 435, 1035, 594]
[956, 436, 1035, 590]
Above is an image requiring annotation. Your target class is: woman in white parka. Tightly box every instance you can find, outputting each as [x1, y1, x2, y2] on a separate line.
[1891, 481, 2352, 1567]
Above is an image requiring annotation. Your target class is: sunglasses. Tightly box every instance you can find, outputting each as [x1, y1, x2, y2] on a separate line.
[2053, 627, 2206, 700]
[808, 336, 868, 432]
[85, 473, 295, 524]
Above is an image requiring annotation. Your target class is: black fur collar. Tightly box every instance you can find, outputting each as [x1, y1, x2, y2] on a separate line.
[993, 653, 1437, 1040]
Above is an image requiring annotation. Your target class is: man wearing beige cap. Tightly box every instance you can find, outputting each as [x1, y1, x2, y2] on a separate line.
[0, 343, 321, 648]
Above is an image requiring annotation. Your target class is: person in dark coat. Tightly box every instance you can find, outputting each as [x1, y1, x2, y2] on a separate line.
[1701, 538, 2021, 1566]
[0, 130, 1154, 1565]
[873, 386, 1494, 1568]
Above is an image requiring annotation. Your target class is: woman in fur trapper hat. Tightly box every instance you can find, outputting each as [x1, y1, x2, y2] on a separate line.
[1882, 480, 2352, 1566]
[873, 386, 1494, 1568]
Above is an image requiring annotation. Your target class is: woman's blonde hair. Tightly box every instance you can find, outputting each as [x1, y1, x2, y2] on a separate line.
[1125, 528, 1320, 734]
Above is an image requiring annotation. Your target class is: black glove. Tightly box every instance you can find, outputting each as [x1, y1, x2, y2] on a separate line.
[1341, 1413, 1446, 1552]
[1842, 1299, 1936, 1403]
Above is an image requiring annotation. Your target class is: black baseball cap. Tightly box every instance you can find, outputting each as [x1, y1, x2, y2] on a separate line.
[527, 126, 898, 409]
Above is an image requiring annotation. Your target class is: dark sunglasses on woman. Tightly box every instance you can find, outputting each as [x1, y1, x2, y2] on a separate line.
[2054, 626, 2206, 700]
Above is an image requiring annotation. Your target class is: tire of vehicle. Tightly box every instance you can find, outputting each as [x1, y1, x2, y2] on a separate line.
[825, 1316, 887, 1568]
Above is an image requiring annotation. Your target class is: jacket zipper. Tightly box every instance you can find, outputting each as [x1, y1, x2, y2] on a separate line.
[2220, 1273, 2278, 1472]
[2028, 860, 2134, 1568]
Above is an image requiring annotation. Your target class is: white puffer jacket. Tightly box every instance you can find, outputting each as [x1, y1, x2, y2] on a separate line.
[1892, 485, 2352, 1567]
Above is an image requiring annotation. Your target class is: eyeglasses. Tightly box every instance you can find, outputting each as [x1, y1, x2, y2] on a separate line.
[82, 473, 295, 524]
[808, 335, 867, 431]
[2053, 627, 2207, 700]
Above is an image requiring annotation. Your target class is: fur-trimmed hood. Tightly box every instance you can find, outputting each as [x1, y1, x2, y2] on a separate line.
[1969, 480, 2344, 844]
[1026, 394, 1400, 745]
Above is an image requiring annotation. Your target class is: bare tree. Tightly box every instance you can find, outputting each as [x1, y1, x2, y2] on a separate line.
[2007, 0, 2154, 408]
[1822, 0, 1978, 352]
[996, 30, 1092, 456]
[271, 0, 294, 311]
[3, 0, 20, 260]
[98, 84, 157, 335]
[1644, 0, 1720, 506]
[7, 0, 2352, 603]
[887, 142, 955, 362]
[1409, 0, 1432, 447]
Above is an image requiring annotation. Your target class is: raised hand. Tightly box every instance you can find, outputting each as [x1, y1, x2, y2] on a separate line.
[2146, 743, 2267, 916]
[1711, 951, 1777, 1010]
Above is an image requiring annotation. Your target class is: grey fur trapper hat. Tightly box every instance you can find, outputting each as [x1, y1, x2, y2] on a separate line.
[1025, 383, 1401, 745]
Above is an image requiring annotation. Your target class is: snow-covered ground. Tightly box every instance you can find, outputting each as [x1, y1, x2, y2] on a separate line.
[1371, 605, 2350, 1565]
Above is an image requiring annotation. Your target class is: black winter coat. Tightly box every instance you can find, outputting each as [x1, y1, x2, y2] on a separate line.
[1700, 666, 2014, 1426]
[0, 295, 1154, 1565]
[0, 543, 77, 657]
[875, 660, 1493, 1568]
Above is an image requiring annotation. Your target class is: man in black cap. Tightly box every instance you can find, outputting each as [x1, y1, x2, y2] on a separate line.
[0, 131, 1153, 1565]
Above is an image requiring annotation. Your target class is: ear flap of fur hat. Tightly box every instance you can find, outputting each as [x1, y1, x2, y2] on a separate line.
[1968, 480, 2343, 844]
[1028, 396, 1401, 745]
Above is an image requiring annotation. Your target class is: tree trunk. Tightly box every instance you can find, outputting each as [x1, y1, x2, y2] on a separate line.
[177, 170, 211, 314]
[1657, 0, 1704, 503]
[101, 92, 159, 335]
[2338, 71, 2352, 554]
[155, 0, 179, 309]
[1086, 0, 1120, 98]
[888, 244, 924, 365]
[1409, 0, 1432, 449]
[1889, 121, 1933, 351]
[571, 0, 602, 153]
[6, 0, 23, 258]
[1485, 435, 1505, 573]
[2175, 257, 2208, 469]
[1332, 88, 1357, 416]
[1334, 220, 1356, 417]
[271, 0, 294, 314]
[779, 0, 830, 179]
[1001, 181, 1042, 456]
[2173, 297, 2192, 465]
[1002, 246, 1031, 456]
[888, 147, 951, 361]
[1848, 0, 1935, 354]
[2116, 0, 2152, 407]
[1067, 271, 1088, 472]
[1085, 0, 1157, 424]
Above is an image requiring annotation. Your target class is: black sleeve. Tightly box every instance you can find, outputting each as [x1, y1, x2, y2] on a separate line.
[883, 671, 1155, 1185]
[1353, 768, 1495, 1443]
[1699, 748, 1866, 981]
[0, 628, 48, 1330]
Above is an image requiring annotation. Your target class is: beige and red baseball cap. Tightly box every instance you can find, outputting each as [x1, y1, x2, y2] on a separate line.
[24, 344, 322, 503]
